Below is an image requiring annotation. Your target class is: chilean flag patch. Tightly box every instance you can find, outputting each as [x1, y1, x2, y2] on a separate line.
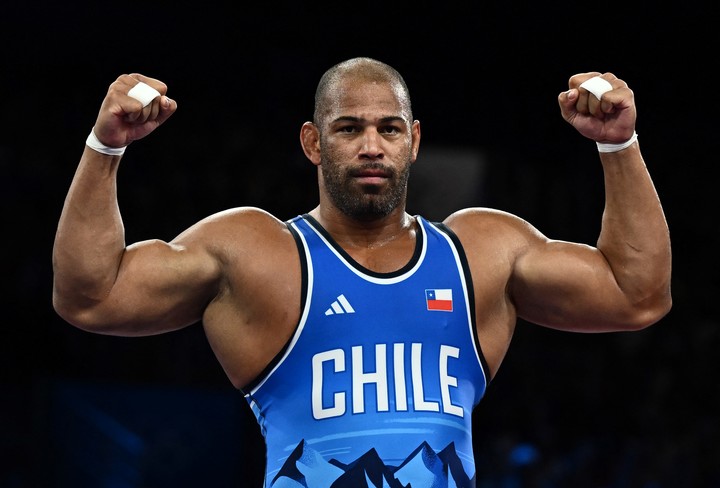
[426, 289, 453, 311]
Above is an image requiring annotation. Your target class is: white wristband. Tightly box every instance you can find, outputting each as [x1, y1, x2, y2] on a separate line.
[597, 131, 638, 153]
[86, 129, 126, 156]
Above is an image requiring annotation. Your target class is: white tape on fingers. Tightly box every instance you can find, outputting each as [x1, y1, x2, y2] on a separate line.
[579, 76, 613, 99]
[127, 81, 161, 107]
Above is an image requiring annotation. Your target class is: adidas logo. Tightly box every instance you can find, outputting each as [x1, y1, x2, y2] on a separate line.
[325, 294, 355, 315]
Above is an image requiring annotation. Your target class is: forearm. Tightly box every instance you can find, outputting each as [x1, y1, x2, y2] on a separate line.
[52, 147, 127, 315]
[597, 142, 672, 315]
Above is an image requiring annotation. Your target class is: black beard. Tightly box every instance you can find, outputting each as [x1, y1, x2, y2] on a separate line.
[321, 159, 411, 221]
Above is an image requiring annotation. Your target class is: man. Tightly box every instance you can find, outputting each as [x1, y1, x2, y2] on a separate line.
[52, 57, 671, 487]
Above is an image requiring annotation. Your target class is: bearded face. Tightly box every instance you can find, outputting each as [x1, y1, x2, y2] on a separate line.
[319, 144, 412, 221]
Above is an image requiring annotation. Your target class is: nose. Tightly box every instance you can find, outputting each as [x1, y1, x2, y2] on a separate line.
[359, 128, 384, 159]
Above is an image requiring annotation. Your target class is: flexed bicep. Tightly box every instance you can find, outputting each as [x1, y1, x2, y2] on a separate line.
[56, 236, 222, 336]
[510, 239, 653, 332]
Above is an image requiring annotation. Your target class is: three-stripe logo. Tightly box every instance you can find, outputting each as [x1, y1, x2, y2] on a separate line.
[325, 294, 355, 315]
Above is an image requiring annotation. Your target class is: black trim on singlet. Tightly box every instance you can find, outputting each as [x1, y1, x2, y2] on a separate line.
[433, 221, 492, 384]
[301, 213, 424, 279]
[239, 219, 309, 395]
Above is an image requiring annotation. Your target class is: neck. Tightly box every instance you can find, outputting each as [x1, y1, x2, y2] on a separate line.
[309, 205, 415, 251]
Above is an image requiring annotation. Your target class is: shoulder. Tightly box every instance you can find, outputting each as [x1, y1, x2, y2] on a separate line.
[441, 207, 549, 269]
[196, 206, 287, 228]
[170, 207, 302, 295]
[443, 207, 545, 243]
[177, 207, 290, 239]
[171, 206, 297, 258]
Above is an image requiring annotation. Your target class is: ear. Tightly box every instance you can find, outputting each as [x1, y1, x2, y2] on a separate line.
[300, 122, 321, 166]
[410, 120, 421, 163]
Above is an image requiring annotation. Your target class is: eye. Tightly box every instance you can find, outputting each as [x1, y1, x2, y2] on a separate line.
[337, 125, 359, 134]
[379, 125, 401, 135]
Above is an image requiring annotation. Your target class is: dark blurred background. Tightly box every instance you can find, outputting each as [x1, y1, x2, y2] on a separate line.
[2, 2, 717, 487]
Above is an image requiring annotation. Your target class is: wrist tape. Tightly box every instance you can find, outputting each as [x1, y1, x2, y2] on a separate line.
[597, 131, 638, 153]
[86, 129, 126, 156]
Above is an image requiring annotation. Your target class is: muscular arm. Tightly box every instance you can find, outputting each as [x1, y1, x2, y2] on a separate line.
[52, 147, 221, 334]
[52, 74, 220, 335]
[510, 143, 671, 331]
[511, 72, 671, 331]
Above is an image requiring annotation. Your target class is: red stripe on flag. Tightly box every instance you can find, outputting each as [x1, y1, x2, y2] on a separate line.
[427, 299, 453, 311]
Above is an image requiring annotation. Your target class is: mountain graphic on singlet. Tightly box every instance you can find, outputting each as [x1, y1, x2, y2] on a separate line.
[270, 439, 475, 487]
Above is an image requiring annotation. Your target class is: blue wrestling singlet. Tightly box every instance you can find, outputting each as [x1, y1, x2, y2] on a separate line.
[243, 214, 489, 487]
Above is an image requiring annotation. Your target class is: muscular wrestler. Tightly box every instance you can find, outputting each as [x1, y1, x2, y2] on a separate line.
[52, 57, 671, 487]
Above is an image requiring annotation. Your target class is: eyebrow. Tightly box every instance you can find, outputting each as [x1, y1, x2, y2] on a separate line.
[331, 115, 406, 124]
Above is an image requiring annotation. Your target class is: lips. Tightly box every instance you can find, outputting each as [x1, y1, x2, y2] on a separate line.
[351, 164, 391, 179]
[352, 168, 389, 186]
